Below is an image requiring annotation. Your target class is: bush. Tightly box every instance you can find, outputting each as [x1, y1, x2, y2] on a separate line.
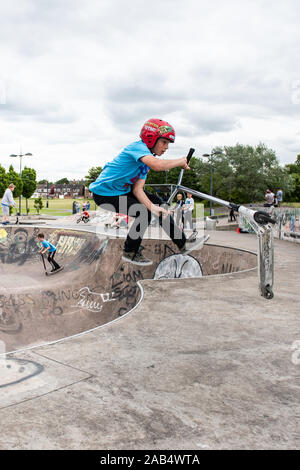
[34, 197, 43, 214]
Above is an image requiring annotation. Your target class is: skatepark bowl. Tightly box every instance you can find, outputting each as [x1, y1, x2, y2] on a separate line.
[0, 226, 257, 354]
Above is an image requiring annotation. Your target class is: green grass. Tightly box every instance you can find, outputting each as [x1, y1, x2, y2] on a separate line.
[3, 196, 299, 218]
[282, 202, 300, 208]
[4, 197, 97, 217]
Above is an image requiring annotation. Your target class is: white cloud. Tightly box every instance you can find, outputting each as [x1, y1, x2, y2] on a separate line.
[0, 0, 300, 181]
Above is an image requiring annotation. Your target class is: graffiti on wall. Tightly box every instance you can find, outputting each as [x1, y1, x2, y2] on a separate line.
[0, 357, 44, 389]
[239, 206, 300, 242]
[74, 286, 116, 313]
[54, 234, 86, 255]
[0, 227, 40, 265]
[0, 288, 81, 333]
[0, 227, 108, 270]
[275, 208, 300, 241]
[110, 265, 143, 316]
[154, 254, 203, 280]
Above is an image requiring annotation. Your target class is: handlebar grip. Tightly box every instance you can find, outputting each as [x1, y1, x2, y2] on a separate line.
[186, 148, 195, 164]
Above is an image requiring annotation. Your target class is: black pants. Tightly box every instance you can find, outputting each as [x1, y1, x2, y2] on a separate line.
[93, 190, 186, 253]
[48, 251, 60, 270]
[229, 208, 236, 221]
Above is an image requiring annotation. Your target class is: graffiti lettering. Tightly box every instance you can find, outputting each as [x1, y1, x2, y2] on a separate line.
[55, 235, 86, 255]
[111, 269, 143, 289]
[74, 287, 116, 313]
[41, 290, 63, 316]
[110, 266, 143, 315]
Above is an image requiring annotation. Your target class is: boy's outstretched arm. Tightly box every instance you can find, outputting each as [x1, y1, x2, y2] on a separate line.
[140, 155, 190, 172]
[39, 246, 50, 254]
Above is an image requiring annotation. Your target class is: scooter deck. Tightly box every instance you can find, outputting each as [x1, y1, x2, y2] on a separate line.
[45, 266, 64, 276]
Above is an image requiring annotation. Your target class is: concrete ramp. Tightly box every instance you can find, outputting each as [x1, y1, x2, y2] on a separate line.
[0, 226, 257, 353]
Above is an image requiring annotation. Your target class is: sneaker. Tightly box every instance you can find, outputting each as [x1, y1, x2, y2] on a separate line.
[179, 234, 210, 255]
[122, 247, 153, 266]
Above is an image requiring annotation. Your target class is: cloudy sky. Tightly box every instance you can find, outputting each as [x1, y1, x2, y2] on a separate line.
[1, 0, 300, 182]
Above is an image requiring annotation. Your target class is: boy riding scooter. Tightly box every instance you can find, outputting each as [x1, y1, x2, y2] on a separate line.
[89, 118, 206, 266]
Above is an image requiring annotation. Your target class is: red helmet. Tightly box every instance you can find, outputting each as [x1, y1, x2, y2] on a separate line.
[140, 118, 175, 149]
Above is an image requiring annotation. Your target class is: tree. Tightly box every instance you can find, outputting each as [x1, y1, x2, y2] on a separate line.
[85, 166, 102, 186]
[290, 174, 300, 201]
[285, 155, 300, 201]
[22, 167, 37, 214]
[145, 156, 211, 205]
[285, 155, 300, 175]
[201, 151, 234, 202]
[171, 157, 204, 191]
[55, 178, 69, 185]
[266, 165, 294, 199]
[38, 179, 53, 185]
[34, 197, 43, 214]
[146, 157, 204, 189]
[220, 143, 292, 204]
[0, 165, 9, 197]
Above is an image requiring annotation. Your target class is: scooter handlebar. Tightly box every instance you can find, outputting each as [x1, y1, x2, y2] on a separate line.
[186, 148, 195, 164]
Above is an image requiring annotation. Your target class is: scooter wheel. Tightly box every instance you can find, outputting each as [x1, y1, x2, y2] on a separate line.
[263, 285, 274, 299]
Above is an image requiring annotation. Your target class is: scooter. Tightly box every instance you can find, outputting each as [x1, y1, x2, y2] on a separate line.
[166, 148, 276, 299]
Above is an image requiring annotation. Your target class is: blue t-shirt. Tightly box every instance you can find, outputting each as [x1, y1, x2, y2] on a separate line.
[89, 140, 151, 196]
[41, 240, 56, 252]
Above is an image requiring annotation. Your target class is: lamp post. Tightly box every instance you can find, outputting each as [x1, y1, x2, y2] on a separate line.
[9, 151, 33, 215]
[202, 150, 223, 217]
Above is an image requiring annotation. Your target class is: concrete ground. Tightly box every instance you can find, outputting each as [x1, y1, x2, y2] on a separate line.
[0, 228, 299, 450]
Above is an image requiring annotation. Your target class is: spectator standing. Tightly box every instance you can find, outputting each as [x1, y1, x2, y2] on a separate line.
[173, 193, 185, 228]
[183, 192, 194, 230]
[1, 183, 16, 225]
[228, 206, 236, 222]
[264, 189, 274, 207]
[276, 188, 283, 207]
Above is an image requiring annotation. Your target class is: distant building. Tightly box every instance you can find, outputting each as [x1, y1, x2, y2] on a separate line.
[36, 180, 90, 199]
